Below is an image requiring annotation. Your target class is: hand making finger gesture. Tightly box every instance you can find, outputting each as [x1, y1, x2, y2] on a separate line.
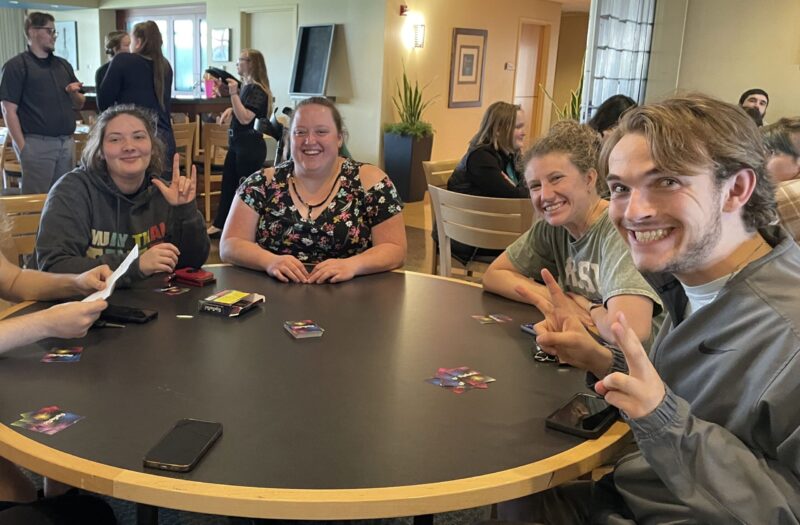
[595, 312, 666, 419]
[152, 153, 197, 207]
[515, 269, 583, 332]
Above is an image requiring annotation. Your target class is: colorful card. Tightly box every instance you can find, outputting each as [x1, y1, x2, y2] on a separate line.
[284, 320, 325, 339]
[471, 315, 496, 324]
[155, 286, 190, 296]
[41, 347, 83, 363]
[489, 314, 512, 323]
[12, 406, 84, 435]
[427, 366, 495, 394]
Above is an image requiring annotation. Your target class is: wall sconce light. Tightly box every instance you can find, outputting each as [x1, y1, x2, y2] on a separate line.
[413, 24, 425, 48]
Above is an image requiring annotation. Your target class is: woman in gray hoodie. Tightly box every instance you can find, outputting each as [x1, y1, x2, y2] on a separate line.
[34, 104, 209, 283]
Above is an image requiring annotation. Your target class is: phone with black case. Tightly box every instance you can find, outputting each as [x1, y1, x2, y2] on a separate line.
[143, 419, 222, 472]
[545, 393, 618, 439]
[100, 304, 157, 324]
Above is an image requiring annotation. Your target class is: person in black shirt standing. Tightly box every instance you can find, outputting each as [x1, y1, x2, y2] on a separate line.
[94, 30, 130, 89]
[208, 48, 272, 237]
[97, 20, 175, 168]
[0, 12, 85, 194]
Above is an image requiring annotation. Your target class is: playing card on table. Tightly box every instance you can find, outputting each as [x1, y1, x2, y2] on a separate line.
[41, 347, 83, 363]
[12, 406, 84, 435]
[471, 315, 496, 324]
[488, 314, 512, 323]
[427, 367, 495, 393]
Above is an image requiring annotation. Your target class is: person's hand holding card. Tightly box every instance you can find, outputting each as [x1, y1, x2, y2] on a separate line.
[83, 245, 139, 302]
[72, 265, 113, 297]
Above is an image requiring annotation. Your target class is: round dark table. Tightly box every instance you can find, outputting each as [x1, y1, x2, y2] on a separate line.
[0, 267, 628, 519]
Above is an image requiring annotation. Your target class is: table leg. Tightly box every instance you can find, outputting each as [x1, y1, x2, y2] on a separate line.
[136, 503, 159, 524]
[414, 514, 433, 525]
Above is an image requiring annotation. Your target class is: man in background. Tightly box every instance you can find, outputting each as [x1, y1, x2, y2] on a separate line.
[739, 87, 769, 121]
[0, 12, 84, 194]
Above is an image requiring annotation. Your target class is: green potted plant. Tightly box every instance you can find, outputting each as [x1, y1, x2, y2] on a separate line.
[383, 64, 436, 203]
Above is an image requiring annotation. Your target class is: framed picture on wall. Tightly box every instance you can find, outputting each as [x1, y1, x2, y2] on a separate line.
[211, 28, 231, 62]
[54, 21, 78, 70]
[449, 28, 487, 108]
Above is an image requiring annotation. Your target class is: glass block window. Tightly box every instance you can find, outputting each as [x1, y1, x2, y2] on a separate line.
[581, 0, 656, 121]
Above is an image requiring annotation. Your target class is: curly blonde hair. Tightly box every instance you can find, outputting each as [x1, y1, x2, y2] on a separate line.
[523, 120, 603, 192]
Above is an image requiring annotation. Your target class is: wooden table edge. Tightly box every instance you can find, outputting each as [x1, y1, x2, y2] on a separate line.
[0, 421, 629, 519]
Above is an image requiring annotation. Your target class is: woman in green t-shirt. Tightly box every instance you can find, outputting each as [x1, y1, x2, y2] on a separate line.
[483, 120, 662, 350]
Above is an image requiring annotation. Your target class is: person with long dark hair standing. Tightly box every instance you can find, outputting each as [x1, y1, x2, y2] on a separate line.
[208, 48, 272, 237]
[94, 30, 129, 89]
[97, 20, 175, 167]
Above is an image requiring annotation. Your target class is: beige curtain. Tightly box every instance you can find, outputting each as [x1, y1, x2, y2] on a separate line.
[0, 8, 26, 67]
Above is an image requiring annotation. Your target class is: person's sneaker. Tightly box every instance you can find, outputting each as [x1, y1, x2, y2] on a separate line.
[207, 225, 222, 239]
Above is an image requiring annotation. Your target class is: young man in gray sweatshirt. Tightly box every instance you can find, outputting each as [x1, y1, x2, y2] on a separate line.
[500, 94, 800, 523]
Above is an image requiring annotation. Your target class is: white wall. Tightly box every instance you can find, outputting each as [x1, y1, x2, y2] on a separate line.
[647, 0, 800, 120]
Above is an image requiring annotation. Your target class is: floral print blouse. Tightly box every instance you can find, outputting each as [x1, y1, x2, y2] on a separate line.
[237, 158, 404, 263]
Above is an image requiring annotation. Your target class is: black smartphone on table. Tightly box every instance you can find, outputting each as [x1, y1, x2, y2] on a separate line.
[545, 393, 618, 439]
[143, 419, 223, 472]
[101, 304, 157, 324]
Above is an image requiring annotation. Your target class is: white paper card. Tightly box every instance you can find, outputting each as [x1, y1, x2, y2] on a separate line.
[82, 244, 139, 302]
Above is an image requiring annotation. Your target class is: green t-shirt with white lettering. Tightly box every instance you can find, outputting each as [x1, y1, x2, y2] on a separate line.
[506, 210, 663, 339]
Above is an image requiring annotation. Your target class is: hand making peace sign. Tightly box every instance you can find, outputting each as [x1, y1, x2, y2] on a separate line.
[595, 312, 667, 419]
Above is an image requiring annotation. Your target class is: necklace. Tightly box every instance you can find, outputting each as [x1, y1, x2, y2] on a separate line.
[289, 170, 340, 219]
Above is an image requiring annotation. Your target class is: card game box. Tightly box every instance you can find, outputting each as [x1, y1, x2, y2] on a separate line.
[198, 289, 265, 317]
[284, 320, 324, 339]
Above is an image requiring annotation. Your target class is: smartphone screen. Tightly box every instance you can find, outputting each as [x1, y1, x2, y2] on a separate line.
[143, 419, 222, 472]
[545, 393, 617, 439]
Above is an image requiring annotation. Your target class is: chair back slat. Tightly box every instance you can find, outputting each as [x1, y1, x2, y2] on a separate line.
[0, 194, 46, 266]
[428, 185, 533, 277]
[422, 159, 457, 189]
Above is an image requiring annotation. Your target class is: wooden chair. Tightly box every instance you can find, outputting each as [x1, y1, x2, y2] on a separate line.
[171, 112, 189, 124]
[427, 185, 534, 279]
[1, 132, 22, 190]
[73, 132, 88, 167]
[422, 159, 458, 274]
[200, 122, 228, 222]
[422, 159, 458, 189]
[263, 135, 278, 168]
[172, 121, 196, 178]
[0, 194, 46, 267]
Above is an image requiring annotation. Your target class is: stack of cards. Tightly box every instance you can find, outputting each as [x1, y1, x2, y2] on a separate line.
[471, 313, 512, 324]
[284, 320, 324, 339]
[41, 347, 82, 363]
[11, 406, 84, 435]
[426, 367, 496, 394]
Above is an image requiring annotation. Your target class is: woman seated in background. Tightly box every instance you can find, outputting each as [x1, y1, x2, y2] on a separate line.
[94, 30, 129, 89]
[587, 94, 637, 138]
[442, 101, 528, 262]
[97, 20, 175, 167]
[207, 48, 272, 239]
[220, 96, 406, 284]
[448, 101, 528, 198]
[482, 120, 662, 347]
[34, 104, 209, 284]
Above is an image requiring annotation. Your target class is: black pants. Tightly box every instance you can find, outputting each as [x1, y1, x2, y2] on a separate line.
[0, 491, 116, 525]
[213, 134, 267, 230]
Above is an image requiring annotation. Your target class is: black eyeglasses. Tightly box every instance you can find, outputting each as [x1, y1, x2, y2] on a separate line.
[33, 26, 57, 36]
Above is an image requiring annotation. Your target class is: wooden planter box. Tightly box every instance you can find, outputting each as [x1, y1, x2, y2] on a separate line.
[383, 132, 433, 203]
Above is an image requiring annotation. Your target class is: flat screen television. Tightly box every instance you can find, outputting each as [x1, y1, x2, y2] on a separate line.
[289, 24, 336, 97]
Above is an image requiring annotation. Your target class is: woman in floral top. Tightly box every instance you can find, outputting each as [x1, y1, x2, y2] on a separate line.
[220, 97, 407, 283]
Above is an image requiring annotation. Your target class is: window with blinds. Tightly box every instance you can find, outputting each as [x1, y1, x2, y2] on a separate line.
[581, 0, 656, 121]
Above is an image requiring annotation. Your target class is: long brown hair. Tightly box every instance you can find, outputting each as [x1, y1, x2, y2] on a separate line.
[240, 48, 272, 117]
[470, 101, 521, 155]
[132, 21, 169, 111]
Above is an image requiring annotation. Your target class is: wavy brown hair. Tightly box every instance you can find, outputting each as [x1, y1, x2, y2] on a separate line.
[600, 93, 776, 231]
[81, 104, 165, 179]
[132, 21, 169, 111]
[104, 30, 128, 57]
